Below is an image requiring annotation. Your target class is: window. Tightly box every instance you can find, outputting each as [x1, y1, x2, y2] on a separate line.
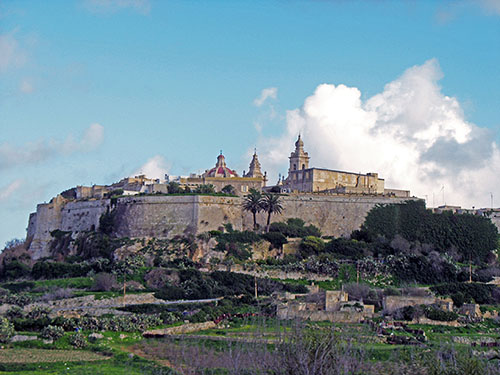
[302, 164, 305, 170]
[293, 164, 297, 171]
[241, 185, 248, 192]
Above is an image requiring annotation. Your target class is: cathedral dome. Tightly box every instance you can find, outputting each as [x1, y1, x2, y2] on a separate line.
[203, 153, 239, 178]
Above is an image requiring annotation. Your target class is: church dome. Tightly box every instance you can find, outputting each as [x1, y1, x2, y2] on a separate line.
[203, 153, 239, 178]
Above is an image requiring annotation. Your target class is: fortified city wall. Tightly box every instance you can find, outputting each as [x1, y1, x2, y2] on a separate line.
[26, 193, 418, 259]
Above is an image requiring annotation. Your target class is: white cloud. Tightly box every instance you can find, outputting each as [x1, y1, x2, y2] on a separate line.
[83, 0, 151, 14]
[0, 179, 23, 202]
[0, 123, 105, 170]
[133, 155, 170, 180]
[254, 87, 278, 107]
[19, 78, 33, 93]
[257, 59, 499, 209]
[0, 33, 26, 73]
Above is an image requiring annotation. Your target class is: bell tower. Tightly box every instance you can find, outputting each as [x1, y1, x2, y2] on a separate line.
[288, 135, 310, 173]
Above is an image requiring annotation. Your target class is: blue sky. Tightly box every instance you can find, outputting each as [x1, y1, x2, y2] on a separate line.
[1, 0, 500, 247]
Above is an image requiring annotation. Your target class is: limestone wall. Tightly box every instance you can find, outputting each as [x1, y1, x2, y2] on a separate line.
[113, 195, 199, 238]
[27, 193, 418, 258]
[383, 295, 436, 313]
[27, 195, 68, 260]
[61, 199, 110, 233]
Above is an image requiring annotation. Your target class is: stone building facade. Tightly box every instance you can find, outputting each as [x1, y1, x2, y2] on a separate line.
[282, 135, 408, 197]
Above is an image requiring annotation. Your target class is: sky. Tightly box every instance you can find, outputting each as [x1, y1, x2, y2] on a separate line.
[1, 0, 500, 247]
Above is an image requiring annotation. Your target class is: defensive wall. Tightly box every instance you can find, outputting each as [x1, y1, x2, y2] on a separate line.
[26, 193, 418, 259]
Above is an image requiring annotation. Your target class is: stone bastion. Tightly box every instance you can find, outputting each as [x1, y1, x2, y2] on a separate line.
[26, 193, 417, 259]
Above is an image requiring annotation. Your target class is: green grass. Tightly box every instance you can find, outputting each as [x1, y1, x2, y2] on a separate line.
[0, 356, 172, 375]
[33, 278, 93, 290]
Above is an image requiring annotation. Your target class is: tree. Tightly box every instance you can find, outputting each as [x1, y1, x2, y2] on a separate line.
[261, 193, 284, 232]
[167, 182, 182, 194]
[194, 184, 216, 194]
[242, 188, 263, 230]
[221, 184, 236, 195]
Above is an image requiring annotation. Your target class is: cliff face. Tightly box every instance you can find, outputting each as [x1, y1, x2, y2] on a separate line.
[26, 194, 416, 260]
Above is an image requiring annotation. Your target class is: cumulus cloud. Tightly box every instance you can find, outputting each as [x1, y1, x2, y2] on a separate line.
[0, 123, 105, 170]
[83, 0, 151, 14]
[133, 155, 170, 180]
[0, 179, 23, 202]
[0, 33, 26, 73]
[257, 59, 499, 208]
[254, 87, 278, 107]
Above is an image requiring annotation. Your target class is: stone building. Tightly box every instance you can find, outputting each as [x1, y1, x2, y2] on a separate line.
[173, 152, 267, 195]
[282, 135, 409, 197]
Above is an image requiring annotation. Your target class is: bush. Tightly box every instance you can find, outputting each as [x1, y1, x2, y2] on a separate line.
[27, 306, 52, 320]
[269, 218, 321, 238]
[299, 236, 325, 258]
[1, 281, 35, 293]
[32, 261, 89, 279]
[1, 260, 31, 280]
[423, 306, 458, 322]
[40, 288, 74, 302]
[0, 317, 14, 343]
[69, 332, 87, 348]
[431, 282, 495, 305]
[362, 200, 498, 263]
[99, 208, 115, 235]
[6, 306, 25, 319]
[144, 268, 179, 289]
[261, 232, 288, 249]
[92, 272, 117, 291]
[325, 238, 368, 259]
[41, 325, 64, 341]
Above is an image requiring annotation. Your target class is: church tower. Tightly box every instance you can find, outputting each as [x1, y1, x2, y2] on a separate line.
[244, 150, 267, 186]
[244, 150, 263, 178]
[288, 135, 310, 173]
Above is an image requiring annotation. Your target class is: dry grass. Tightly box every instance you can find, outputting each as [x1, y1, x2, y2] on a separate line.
[0, 349, 109, 364]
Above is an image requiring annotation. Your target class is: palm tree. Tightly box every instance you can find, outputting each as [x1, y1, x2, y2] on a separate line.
[242, 188, 263, 230]
[261, 193, 283, 232]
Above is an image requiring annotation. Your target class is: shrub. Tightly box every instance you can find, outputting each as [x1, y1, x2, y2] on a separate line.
[27, 306, 52, 320]
[1, 281, 35, 293]
[423, 306, 458, 322]
[92, 272, 117, 291]
[362, 200, 498, 263]
[261, 232, 288, 249]
[0, 317, 14, 343]
[269, 218, 321, 238]
[431, 282, 495, 305]
[40, 288, 74, 302]
[145, 268, 179, 289]
[6, 306, 25, 319]
[325, 238, 368, 259]
[99, 208, 115, 235]
[1, 260, 31, 280]
[32, 261, 89, 279]
[69, 332, 87, 348]
[41, 325, 64, 341]
[299, 236, 325, 258]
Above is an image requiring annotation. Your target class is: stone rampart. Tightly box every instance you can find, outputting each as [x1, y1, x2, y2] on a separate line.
[27, 193, 418, 258]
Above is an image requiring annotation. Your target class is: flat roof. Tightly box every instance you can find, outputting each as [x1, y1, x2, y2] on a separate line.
[290, 167, 384, 180]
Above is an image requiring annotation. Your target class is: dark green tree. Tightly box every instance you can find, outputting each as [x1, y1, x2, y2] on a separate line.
[261, 193, 284, 232]
[242, 188, 263, 230]
[221, 184, 236, 195]
[167, 182, 182, 194]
